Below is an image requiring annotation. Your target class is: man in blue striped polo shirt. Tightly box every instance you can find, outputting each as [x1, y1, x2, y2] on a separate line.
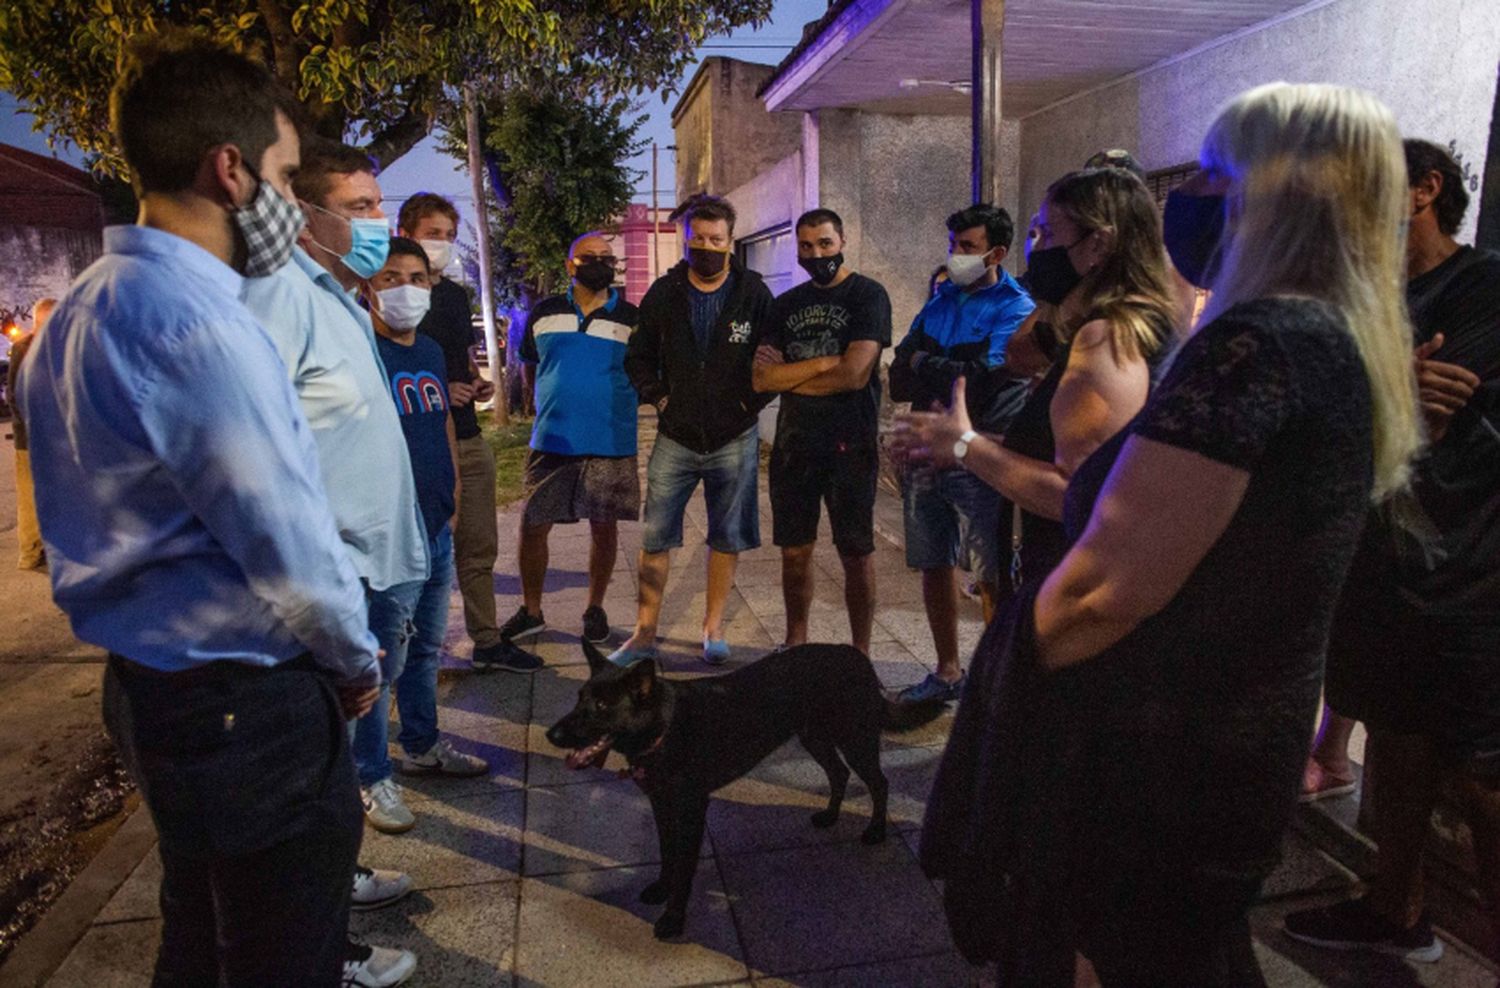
[496, 232, 641, 654]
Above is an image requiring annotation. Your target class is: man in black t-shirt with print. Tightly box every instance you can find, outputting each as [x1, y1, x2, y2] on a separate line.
[753, 208, 892, 655]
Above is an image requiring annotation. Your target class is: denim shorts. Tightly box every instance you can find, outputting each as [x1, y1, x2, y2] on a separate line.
[902, 466, 1002, 585]
[642, 425, 760, 554]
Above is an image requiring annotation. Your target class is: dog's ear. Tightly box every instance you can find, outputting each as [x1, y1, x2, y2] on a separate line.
[582, 638, 610, 675]
[626, 658, 657, 702]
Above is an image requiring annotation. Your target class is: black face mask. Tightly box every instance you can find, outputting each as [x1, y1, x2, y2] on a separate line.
[1162, 190, 1227, 288]
[1026, 239, 1086, 306]
[575, 259, 615, 292]
[798, 253, 843, 286]
[687, 247, 729, 279]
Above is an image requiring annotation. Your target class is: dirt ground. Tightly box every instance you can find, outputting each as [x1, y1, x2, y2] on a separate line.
[0, 419, 133, 964]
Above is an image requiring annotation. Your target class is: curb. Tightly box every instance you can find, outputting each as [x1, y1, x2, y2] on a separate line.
[0, 802, 157, 988]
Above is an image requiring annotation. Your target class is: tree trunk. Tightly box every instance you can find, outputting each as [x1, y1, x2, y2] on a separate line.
[465, 84, 508, 426]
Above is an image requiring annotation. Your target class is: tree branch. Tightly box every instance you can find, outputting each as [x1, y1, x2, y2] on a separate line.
[256, 0, 302, 91]
[366, 100, 435, 171]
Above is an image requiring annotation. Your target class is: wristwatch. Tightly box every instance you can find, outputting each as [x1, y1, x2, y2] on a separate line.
[953, 430, 979, 467]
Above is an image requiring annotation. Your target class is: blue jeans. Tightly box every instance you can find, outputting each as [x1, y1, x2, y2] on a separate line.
[641, 424, 760, 554]
[352, 526, 454, 787]
[901, 466, 1002, 586]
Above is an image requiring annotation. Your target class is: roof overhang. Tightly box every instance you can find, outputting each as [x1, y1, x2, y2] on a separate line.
[760, 0, 1337, 118]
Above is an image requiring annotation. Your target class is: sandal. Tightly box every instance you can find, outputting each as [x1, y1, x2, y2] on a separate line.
[1299, 756, 1356, 803]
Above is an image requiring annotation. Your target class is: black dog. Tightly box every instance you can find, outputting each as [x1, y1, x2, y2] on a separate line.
[546, 641, 934, 940]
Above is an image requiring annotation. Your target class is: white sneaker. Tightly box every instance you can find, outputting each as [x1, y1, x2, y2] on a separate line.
[351, 864, 413, 911]
[342, 939, 416, 987]
[398, 738, 489, 778]
[362, 779, 415, 834]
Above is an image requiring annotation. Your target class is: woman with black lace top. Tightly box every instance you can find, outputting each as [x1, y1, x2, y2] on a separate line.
[904, 83, 1424, 986]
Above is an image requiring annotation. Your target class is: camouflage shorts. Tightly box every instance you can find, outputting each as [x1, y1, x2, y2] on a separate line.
[521, 450, 641, 527]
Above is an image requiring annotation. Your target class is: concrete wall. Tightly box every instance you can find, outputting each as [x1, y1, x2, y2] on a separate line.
[1015, 0, 1500, 244]
[673, 58, 802, 205]
[718, 106, 970, 342]
[842, 112, 972, 338]
[0, 226, 101, 322]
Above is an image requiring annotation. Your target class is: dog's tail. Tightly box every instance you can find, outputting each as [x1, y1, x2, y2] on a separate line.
[882, 696, 947, 732]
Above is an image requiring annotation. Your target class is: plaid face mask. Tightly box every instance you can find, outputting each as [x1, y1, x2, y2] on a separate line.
[233, 170, 305, 278]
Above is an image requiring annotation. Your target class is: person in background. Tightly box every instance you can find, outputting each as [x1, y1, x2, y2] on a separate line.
[888, 203, 1035, 704]
[397, 194, 504, 669]
[753, 208, 892, 655]
[9, 297, 53, 570]
[505, 232, 640, 653]
[618, 194, 774, 666]
[18, 34, 396, 986]
[1285, 138, 1500, 963]
[359, 237, 489, 820]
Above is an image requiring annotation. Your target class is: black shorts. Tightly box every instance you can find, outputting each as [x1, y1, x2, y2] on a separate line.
[1326, 571, 1500, 778]
[769, 443, 877, 556]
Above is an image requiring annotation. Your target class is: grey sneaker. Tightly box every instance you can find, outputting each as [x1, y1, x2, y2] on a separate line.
[342, 938, 416, 987]
[398, 738, 488, 778]
[582, 605, 611, 644]
[361, 779, 415, 834]
[499, 606, 546, 643]
[351, 865, 412, 911]
[472, 640, 544, 674]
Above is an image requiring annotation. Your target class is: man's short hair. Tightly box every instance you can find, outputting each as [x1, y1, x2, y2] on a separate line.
[795, 208, 844, 238]
[292, 139, 376, 208]
[1404, 139, 1469, 237]
[385, 236, 431, 271]
[110, 31, 295, 195]
[674, 194, 736, 235]
[946, 203, 1015, 251]
[1083, 148, 1147, 181]
[398, 193, 460, 235]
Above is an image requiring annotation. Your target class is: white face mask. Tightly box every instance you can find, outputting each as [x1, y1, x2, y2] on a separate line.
[419, 239, 454, 273]
[375, 284, 432, 330]
[945, 251, 992, 288]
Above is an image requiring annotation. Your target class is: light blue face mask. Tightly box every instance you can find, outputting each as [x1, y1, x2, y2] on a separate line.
[306, 202, 391, 279]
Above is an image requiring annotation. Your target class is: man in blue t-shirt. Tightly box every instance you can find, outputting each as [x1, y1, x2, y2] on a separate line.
[504, 232, 642, 650]
[368, 239, 533, 773]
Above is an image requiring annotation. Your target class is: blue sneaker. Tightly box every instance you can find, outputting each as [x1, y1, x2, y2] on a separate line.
[703, 638, 731, 666]
[607, 642, 658, 667]
[897, 672, 966, 704]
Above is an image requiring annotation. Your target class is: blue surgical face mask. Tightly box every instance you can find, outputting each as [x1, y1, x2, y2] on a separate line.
[306, 202, 391, 279]
[1162, 189, 1227, 289]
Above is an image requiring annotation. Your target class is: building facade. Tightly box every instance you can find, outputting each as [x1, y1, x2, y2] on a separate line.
[674, 0, 1500, 342]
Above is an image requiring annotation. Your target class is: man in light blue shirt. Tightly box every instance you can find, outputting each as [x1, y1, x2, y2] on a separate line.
[16, 36, 382, 987]
[243, 139, 486, 840]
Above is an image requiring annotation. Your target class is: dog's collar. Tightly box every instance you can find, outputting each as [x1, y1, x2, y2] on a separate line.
[617, 732, 667, 782]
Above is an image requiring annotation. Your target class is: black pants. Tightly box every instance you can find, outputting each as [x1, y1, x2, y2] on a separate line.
[103, 654, 363, 987]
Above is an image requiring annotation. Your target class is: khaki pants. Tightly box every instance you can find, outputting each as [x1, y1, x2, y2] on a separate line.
[454, 434, 500, 647]
[15, 449, 43, 569]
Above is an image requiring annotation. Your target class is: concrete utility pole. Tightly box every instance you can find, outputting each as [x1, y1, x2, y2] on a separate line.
[971, 0, 1004, 206]
[464, 83, 508, 425]
[652, 143, 660, 282]
[650, 144, 678, 282]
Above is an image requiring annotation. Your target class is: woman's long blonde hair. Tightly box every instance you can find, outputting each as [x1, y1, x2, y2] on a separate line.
[1200, 82, 1421, 499]
[1046, 167, 1179, 363]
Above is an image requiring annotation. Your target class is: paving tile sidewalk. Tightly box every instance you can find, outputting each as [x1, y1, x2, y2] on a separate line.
[36, 417, 1500, 987]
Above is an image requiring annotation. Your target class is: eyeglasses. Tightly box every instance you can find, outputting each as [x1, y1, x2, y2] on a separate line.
[575, 254, 619, 267]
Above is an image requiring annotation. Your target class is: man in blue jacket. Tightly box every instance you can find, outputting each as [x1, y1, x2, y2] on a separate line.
[889, 203, 1034, 703]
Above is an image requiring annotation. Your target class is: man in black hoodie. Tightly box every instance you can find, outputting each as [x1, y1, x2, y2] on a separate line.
[617, 195, 774, 666]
